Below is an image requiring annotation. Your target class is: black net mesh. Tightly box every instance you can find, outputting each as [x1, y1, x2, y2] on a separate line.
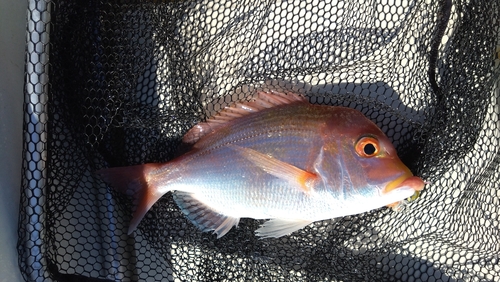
[18, 0, 500, 281]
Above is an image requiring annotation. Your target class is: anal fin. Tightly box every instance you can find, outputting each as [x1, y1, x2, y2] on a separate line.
[255, 219, 313, 238]
[172, 191, 239, 238]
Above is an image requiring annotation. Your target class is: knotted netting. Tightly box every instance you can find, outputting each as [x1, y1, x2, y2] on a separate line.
[19, 0, 500, 281]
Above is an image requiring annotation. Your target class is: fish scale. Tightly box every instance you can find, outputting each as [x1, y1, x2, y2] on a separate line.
[166, 109, 325, 216]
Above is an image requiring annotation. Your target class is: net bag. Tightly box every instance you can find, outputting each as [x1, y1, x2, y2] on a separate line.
[19, 0, 500, 281]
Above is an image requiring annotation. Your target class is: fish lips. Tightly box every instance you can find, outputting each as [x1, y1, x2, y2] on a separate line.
[384, 175, 426, 193]
[382, 175, 426, 208]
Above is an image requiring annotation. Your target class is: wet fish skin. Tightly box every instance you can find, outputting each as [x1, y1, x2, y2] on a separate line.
[98, 91, 425, 238]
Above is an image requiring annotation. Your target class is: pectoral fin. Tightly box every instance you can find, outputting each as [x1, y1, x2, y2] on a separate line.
[229, 145, 317, 193]
[255, 219, 313, 238]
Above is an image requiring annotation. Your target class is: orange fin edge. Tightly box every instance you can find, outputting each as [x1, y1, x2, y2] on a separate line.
[229, 145, 317, 193]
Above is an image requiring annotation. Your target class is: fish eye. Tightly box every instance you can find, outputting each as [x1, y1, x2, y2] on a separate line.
[355, 136, 380, 157]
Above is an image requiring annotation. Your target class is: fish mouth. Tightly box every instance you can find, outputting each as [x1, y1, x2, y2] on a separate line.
[384, 175, 426, 194]
[383, 174, 426, 208]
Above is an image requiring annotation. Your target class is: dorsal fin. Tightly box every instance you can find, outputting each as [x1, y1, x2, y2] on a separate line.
[182, 90, 308, 144]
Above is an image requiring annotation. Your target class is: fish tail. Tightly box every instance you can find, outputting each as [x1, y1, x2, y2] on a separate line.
[97, 163, 166, 234]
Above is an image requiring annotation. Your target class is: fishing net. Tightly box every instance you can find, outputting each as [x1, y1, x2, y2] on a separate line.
[18, 0, 500, 281]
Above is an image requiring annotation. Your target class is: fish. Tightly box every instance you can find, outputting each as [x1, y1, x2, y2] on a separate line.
[97, 90, 425, 239]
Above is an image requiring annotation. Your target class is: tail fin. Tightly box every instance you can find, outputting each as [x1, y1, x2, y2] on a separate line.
[97, 163, 165, 234]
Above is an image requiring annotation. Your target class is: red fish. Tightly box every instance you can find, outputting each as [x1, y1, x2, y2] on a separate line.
[98, 91, 425, 238]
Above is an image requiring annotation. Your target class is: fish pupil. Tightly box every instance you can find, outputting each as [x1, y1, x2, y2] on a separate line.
[363, 143, 376, 155]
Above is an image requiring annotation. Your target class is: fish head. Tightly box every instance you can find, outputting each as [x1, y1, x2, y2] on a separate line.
[320, 107, 425, 205]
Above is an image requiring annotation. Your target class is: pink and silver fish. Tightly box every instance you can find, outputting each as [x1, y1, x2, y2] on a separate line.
[98, 91, 425, 238]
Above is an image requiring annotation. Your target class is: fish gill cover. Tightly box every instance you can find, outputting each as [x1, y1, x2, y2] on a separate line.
[19, 0, 500, 281]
